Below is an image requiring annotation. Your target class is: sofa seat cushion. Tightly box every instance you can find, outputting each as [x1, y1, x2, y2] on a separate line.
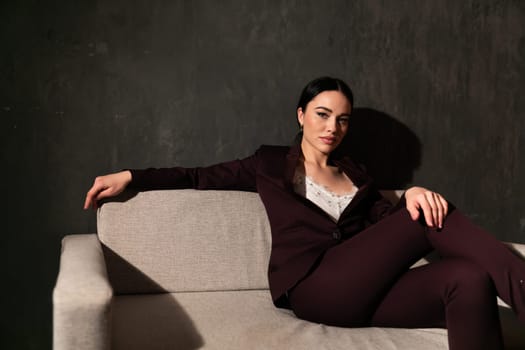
[111, 290, 449, 350]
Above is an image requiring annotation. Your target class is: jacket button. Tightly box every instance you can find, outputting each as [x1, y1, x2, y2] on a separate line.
[332, 229, 341, 240]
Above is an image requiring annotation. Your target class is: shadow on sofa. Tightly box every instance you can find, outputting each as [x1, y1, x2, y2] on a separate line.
[104, 245, 204, 350]
[53, 233, 205, 350]
[106, 242, 525, 350]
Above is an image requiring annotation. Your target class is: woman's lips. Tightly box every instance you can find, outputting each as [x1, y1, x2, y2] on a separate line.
[319, 136, 336, 145]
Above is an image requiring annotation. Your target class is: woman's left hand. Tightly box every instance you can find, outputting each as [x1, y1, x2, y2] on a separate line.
[405, 186, 449, 229]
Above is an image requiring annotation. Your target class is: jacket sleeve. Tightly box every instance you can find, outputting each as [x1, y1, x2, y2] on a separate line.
[346, 159, 407, 224]
[127, 149, 259, 192]
[367, 188, 407, 224]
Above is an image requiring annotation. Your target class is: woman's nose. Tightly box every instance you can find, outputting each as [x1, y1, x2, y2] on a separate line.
[326, 117, 337, 133]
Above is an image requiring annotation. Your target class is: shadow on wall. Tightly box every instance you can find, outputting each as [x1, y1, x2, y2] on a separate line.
[337, 108, 422, 190]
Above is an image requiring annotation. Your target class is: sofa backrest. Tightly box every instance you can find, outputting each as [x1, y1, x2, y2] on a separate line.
[97, 189, 272, 294]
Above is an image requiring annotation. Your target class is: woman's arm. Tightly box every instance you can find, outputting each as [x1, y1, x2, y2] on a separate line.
[128, 155, 258, 192]
[366, 186, 448, 229]
[83, 151, 259, 210]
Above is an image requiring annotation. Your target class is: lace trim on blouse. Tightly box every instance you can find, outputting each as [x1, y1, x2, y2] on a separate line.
[293, 169, 359, 222]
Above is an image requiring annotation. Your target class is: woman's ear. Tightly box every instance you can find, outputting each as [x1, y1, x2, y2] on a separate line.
[297, 107, 304, 126]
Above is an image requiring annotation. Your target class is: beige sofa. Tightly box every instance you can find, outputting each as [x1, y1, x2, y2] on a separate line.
[53, 189, 525, 349]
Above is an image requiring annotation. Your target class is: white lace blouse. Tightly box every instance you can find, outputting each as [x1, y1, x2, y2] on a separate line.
[293, 168, 359, 222]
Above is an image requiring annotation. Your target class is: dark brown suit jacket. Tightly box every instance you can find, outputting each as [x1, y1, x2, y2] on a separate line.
[130, 144, 405, 307]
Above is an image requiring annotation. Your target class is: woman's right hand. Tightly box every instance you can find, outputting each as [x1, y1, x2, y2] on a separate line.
[83, 170, 132, 210]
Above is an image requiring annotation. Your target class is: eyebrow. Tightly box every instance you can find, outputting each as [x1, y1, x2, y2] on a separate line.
[315, 106, 332, 113]
[314, 106, 351, 117]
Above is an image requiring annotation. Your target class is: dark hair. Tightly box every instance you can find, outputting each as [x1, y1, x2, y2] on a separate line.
[297, 76, 354, 111]
[293, 76, 354, 145]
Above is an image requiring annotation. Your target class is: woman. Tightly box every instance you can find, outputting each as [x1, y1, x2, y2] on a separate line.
[84, 77, 525, 350]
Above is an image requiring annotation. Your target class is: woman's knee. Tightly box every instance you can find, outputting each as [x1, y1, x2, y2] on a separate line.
[441, 259, 495, 302]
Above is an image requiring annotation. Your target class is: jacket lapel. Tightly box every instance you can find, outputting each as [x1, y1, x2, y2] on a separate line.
[284, 143, 302, 192]
[333, 157, 373, 217]
[284, 145, 374, 222]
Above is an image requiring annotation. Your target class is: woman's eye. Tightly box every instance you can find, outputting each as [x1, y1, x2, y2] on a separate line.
[316, 112, 328, 118]
[338, 118, 349, 125]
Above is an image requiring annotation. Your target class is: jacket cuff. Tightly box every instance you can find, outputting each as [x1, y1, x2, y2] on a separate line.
[126, 169, 145, 189]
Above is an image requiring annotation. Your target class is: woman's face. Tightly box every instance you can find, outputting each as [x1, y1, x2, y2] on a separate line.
[297, 90, 351, 156]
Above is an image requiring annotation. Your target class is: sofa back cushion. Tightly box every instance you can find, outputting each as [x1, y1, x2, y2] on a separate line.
[97, 189, 272, 294]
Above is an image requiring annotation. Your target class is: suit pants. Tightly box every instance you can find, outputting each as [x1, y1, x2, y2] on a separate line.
[287, 206, 525, 350]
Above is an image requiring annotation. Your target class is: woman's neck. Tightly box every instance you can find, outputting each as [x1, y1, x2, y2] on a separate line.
[300, 140, 331, 168]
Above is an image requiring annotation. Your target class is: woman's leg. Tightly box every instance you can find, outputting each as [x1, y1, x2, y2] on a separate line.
[288, 209, 434, 326]
[425, 205, 525, 322]
[288, 206, 524, 342]
[371, 258, 504, 350]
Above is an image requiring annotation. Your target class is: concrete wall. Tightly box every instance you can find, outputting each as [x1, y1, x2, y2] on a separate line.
[2, 0, 524, 348]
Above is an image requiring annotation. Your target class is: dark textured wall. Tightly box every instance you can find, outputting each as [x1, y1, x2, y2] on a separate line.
[2, 0, 524, 348]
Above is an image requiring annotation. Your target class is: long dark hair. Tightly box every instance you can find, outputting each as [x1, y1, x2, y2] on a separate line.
[294, 76, 354, 144]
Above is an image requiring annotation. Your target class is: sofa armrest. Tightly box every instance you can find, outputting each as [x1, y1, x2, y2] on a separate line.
[53, 234, 113, 350]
